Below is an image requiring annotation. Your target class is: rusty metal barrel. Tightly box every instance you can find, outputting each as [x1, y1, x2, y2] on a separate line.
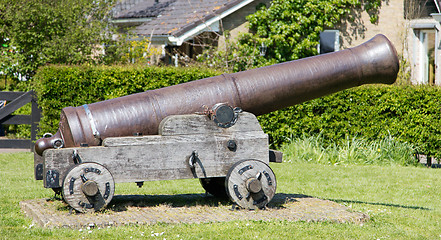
[35, 34, 399, 155]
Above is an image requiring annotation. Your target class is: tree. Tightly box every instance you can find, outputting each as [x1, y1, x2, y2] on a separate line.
[199, 0, 382, 72]
[0, 0, 116, 80]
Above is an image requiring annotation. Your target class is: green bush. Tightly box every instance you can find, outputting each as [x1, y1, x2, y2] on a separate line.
[258, 85, 441, 158]
[32, 65, 221, 135]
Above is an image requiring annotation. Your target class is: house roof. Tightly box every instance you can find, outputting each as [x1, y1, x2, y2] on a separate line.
[113, 0, 255, 46]
[115, 0, 175, 19]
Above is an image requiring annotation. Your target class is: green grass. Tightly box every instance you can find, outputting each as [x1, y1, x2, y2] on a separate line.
[1, 151, 441, 239]
[281, 134, 418, 166]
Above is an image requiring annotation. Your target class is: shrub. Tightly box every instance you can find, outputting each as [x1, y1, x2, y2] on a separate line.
[32, 65, 221, 135]
[259, 85, 441, 158]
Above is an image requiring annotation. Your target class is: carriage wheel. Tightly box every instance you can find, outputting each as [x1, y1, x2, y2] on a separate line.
[225, 159, 276, 210]
[62, 162, 115, 213]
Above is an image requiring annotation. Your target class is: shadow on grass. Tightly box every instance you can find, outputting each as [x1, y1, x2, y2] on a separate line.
[109, 194, 228, 212]
[326, 198, 431, 211]
[108, 193, 312, 212]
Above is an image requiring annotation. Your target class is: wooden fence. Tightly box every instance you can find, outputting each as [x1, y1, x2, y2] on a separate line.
[0, 91, 40, 149]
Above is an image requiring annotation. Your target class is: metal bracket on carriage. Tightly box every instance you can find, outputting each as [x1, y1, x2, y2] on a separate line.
[72, 149, 83, 165]
[199, 103, 242, 128]
[188, 150, 207, 178]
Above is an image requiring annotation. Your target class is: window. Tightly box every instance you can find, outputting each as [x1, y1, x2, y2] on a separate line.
[412, 26, 437, 85]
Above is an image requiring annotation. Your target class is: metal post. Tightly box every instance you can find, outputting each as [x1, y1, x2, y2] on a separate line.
[31, 90, 41, 150]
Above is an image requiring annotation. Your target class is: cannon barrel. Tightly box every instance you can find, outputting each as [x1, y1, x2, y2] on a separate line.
[35, 34, 399, 155]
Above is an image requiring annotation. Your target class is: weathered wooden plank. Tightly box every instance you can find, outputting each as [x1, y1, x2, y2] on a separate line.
[43, 132, 268, 188]
[0, 91, 33, 120]
[31, 95, 41, 141]
[158, 112, 262, 136]
[104, 112, 264, 147]
[0, 91, 26, 101]
[43, 112, 270, 189]
[0, 139, 31, 148]
[0, 115, 31, 125]
[0, 91, 39, 151]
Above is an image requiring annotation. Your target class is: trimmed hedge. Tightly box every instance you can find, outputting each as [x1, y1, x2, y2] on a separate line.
[32, 65, 221, 135]
[258, 85, 441, 157]
[32, 65, 441, 158]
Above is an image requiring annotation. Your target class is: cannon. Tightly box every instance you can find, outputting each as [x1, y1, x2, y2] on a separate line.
[34, 34, 399, 212]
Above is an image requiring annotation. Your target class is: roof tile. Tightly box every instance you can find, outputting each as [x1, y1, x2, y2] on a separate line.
[121, 0, 245, 37]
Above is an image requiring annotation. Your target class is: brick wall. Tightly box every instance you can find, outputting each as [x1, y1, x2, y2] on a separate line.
[217, 0, 407, 55]
[217, 0, 271, 50]
[337, 0, 407, 55]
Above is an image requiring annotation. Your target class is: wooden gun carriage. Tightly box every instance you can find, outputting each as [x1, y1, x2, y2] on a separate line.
[34, 34, 399, 212]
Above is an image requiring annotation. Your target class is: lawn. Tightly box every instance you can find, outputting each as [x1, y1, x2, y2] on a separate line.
[1, 152, 441, 239]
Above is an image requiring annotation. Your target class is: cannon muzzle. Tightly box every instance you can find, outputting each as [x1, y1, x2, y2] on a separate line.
[35, 34, 399, 155]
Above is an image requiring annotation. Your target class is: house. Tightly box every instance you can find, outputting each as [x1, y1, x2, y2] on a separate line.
[113, 0, 441, 86]
[326, 0, 441, 86]
[112, 0, 271, 65]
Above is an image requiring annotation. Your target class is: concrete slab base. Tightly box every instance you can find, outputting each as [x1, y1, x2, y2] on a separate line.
[20, 193, 369, 229]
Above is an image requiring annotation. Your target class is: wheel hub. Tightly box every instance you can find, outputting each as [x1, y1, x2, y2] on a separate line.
[82, 180, 99, 196]
[246, 177, 262, 193]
